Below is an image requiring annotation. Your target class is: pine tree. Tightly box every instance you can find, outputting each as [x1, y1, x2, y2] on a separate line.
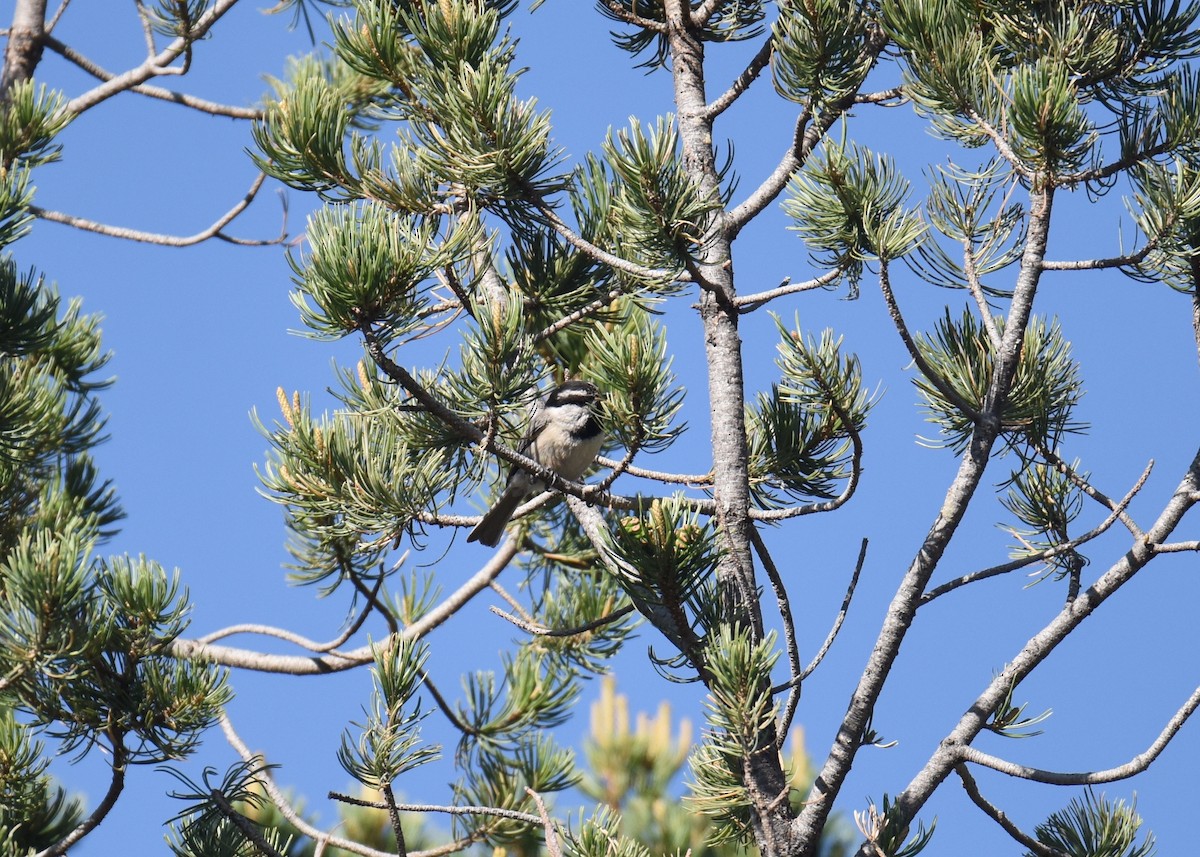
[3, 2, 1200, 857]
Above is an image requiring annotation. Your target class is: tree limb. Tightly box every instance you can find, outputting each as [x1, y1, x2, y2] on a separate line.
[955, 681, 1200, 785]
[35, 744, 125, 857]
[920, 459, 1151, 604]
[30, 172, 285, 247]
[878, 445, 1200, 850]
[65, 0, 244, 115]
[954, 764, 1070, 857]
[172, 541, 518, 673]
[42, 32, 262, 118]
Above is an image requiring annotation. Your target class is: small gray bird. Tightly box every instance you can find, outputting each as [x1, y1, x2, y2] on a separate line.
[467, 380, 605, 547]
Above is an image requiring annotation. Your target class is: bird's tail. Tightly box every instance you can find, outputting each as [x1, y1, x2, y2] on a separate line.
[466, 487, 526, 547]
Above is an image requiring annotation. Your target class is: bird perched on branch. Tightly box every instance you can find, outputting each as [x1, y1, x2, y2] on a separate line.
[468, 380, 605, 547]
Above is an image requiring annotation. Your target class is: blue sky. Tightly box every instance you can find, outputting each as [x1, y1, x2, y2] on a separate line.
[14, 2, 1200, 854]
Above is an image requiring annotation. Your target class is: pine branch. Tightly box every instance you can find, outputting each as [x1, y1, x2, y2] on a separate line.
[956, 681, 1200, 785]
[872, 446, 1200, 853]
[797, 185, 1057, 854]
[489, 603, 636, 638]
[723, 23, 889, 241]
[733, 268, 843, 311]
[921, 459, 1151, 604]
[219, 714, 404, 857]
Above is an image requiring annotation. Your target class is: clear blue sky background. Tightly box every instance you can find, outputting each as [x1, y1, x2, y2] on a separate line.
[14, 2, 1200, 854]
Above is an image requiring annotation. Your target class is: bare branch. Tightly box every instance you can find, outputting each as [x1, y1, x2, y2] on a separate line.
[955, 764, 1070, 857]
[30, 173, 285, 246]
[854, 86, 905, 105]
[489, 602, 636, 638]
[920, 459, 1152, 604]
[595, 454, 712, 486]
[1035, 444, 1146, 540]
[329, 791, 545, 827]
[1151, 539, 1200, 553]
[800, 537, 868, 682]
[527, 788, 563, 857]
[172, 541, 519, 673]
[42, 33, 262, 118]
[35, 745, 125, 857]
[702, 35, 774, 121]
[962, 238, 1004, 350]
[733, 268, 843, 311]
[965, 106, 1034, 180]
[956, 682, 1200, 785]
[65, 0, 243, 115]
[751, 526, 802, 747]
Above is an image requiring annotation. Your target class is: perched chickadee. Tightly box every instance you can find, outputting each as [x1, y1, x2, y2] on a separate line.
[467, 380, 605, 547]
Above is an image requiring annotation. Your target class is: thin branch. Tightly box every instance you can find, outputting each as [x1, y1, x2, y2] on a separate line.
[878, 258, 984, 422]
[527, 789, 563, 857]
[488, 578, 530, 620]
[65, 0, 244, 115]
[220, 714, 408, 857]
[723, 25, 889, 240]
[962, 238, 1003, 350]
[965, 106, 1034, 181]
[702, 35, 774, 120]
[800, 537, 867, 682]
[42, 33, 262, 118]
[328, 792, 546, 827]
[920, 459, 1151, 604]
[516, 177, 685, 283]
[854, 86, 905, 105]
[210, 790, 288, 857]
[956, 682, 1200, 785]
[955, 764, 1069, 857]
[1151, 539, 1200, 553]
[489, 602, 636, 638]
[172, 541, 519, 674]
[30, 173, 285, 246]
[196, 621, 360, 653]
[531, 285, 625, 343]
[723, 105, 812, 239]
[381, 784, 408, 857]
[418, 667, 479, 738]
[1060, 138, 1177, 187]
[595, 454, 712, 485]
[751, 526, 802, 749]
[200, 559, 389, 652]
[35, 747, 125, 857]
[1036, 444, 1146, 540]
[733, 268, 843, 311]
